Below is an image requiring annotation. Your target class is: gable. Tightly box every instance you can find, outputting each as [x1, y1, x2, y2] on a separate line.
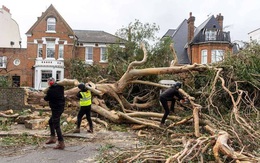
[26, 4, 74, 36]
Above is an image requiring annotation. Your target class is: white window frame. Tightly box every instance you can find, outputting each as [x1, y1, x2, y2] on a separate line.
[201, 50, 208, 64]
[37, 43, 43, 58]
[85, 46, 93, 64]
[47, 17, 56, 32]
[211, 49, 224, 63]
[46, 41, 55, 58]
[100, 47, 108, 62]
[205, 29, 217, 41]
[0, 56, 7, 68]
[41, 70, 52, 88]
[58, 44, 64, 59]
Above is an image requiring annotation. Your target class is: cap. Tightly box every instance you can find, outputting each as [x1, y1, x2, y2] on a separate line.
[78, 83, 86, 90]
[175, 82, 182, 89]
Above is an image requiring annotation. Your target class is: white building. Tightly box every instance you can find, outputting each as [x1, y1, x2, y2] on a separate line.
[248, 28, 260, 43]
[0, 5, 21, 48]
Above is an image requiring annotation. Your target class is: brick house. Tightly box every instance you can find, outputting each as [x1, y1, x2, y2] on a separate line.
[0, 4, 124, 90]
[0, 5, 26, 86]
[163, 12, 233, 64]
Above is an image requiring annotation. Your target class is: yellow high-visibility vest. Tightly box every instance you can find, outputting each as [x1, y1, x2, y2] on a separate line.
[80, 91, 91, 106]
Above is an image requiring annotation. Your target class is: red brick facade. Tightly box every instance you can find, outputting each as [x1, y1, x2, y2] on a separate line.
[191, 43, 231, 64]
[0, 5, 109, 88]
[187, 13, 232, 64]
[0, 48, 28, 86]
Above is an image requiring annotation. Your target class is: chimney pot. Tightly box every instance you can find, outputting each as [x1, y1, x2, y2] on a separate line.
[2, 5, 10, 13]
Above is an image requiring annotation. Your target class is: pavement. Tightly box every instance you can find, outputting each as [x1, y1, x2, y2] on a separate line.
[0, 125, 139, 163]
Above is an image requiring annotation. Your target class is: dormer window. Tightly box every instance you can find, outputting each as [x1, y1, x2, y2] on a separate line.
[47, 17, 56, 32]
[205, 29, 217, 41]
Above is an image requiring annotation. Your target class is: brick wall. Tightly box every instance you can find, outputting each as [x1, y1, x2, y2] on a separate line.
[75, 46, 108, 67]
[191, 43, 232, 64]
[0, 88, 33, 111]
[0, 48, 30, 86]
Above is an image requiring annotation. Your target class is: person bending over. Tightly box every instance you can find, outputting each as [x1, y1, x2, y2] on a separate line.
[160, 82, 186, 127]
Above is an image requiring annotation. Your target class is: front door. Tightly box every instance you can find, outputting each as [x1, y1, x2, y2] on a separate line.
[12, 75, 20, 87]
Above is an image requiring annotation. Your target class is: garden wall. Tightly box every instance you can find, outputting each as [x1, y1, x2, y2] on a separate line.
[0, 88, 33, 111]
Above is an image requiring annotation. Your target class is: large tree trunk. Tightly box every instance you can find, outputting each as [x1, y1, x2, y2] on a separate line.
[24, 43, 259, 162]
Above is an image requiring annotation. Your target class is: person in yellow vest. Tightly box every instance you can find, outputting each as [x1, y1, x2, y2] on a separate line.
[73, 83, 93, 133]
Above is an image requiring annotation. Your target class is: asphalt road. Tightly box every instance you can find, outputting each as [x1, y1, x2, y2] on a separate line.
[0, 141, 99, 163]
[0, 125, 138, 163]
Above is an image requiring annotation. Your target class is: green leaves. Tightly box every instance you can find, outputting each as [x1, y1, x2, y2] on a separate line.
[221, 43, 260, 86]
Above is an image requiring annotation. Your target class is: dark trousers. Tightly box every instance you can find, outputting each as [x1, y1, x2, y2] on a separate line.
[49, 108, 64, 141]
[76, 105, 93, 130]
[160, 96, 176, 124]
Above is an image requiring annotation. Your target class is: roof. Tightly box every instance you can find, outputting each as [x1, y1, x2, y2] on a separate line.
[192, 15, 227, 43]
[193, 15, 216, 40]
[163, 29, 176, 37]
[163, 19, 190, 64]
[164, 13, 232, 64]
[248, 28, 260, 34]
[74, 30, 126, 44]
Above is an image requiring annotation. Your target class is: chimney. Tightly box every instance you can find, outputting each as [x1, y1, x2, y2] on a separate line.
[188, 12, 195, 43]
[2, 5, 10, 13]
[216, 13, 224, 31]
[187, 12, 195, 64]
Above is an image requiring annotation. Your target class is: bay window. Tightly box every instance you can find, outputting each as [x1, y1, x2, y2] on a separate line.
[201, 50, 208, 64]
[211, 50, 224, 63]
[41, 70, 52, 87]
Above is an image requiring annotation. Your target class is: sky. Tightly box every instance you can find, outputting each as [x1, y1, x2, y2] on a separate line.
[1, 0, 260, 48]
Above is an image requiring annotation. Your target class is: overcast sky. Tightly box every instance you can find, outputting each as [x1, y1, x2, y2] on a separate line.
[2, 0, 260, 48]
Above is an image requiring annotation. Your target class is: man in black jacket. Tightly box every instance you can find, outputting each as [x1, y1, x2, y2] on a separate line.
[44, 77, 65, 150]
[160, 82, 186, 127]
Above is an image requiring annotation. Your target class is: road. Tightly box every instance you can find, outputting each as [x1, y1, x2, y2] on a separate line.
[0, 125, 138, 163]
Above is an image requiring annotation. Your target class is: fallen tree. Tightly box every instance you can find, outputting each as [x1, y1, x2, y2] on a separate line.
[25, 43, 259, 162]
